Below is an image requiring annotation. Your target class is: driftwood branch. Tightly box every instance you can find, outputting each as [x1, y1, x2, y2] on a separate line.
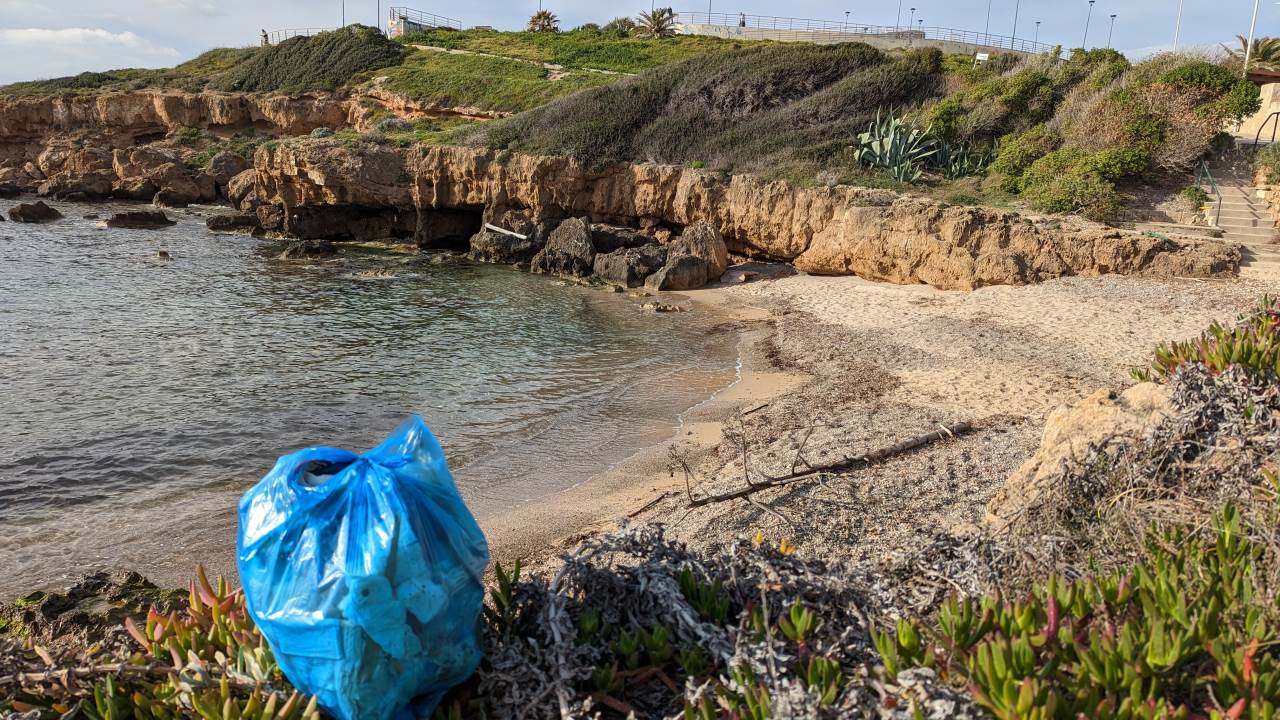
[687, 421, 976, 508]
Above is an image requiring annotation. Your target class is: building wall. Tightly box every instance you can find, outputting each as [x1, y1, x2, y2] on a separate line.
[1237, 83, 1280, 143]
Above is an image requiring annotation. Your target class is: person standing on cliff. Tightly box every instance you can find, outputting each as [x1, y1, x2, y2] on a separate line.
[261, 29, 269, 46]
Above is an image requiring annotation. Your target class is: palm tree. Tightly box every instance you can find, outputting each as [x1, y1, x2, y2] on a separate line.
[1223, 34, 1280, 72]
[527, 9, 560, 33]
[635, 7, 677, 39]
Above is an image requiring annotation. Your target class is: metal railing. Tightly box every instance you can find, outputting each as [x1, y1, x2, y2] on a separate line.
[388, 6, 463, 32]
[1253, 111, 1280, 148]
[1197, 159, 1224, 229]
[674, 11, 1055, 54]
[262, 27, 336, 44]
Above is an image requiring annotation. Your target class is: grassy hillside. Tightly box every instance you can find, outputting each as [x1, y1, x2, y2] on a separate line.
[0, 26, 405, 96]
[397, 26, 765, 74]
[376, 48, 618, 114]
[0, 48, 257, 96]
[465, 43, 947, 181]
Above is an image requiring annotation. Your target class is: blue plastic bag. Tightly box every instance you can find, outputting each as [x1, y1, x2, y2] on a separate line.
[237, 417, 489, 720]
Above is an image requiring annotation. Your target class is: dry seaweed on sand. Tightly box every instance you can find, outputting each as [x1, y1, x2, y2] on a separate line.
[461, 524, 987, 719]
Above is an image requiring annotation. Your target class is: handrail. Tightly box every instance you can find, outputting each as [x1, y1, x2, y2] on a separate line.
[673, 10, 1056, 54]
[388, 6, 462, 33]
[1197, 159, 1223, 229]
[262, 27, 336, 44]
[1253, 111, 1280, 148]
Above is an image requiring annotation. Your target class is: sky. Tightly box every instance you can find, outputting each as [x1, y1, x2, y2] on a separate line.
[0, 0, 1275, 85]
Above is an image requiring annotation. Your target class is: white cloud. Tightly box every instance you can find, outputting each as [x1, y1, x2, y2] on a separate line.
[0, 27, 181, 84]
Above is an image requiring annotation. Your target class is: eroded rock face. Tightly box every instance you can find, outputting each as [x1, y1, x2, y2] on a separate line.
[249, 141, 1241, 290]
[985, 383, 1172, 527]
[8, 200, 61, 223]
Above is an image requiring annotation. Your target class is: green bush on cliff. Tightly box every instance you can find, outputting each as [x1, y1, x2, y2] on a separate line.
[216, 25, 407, 93]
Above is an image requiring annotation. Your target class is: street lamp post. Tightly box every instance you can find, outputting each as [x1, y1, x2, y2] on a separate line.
[1243, 0, 1262, 78]
[1082, 0, 1095, 48]
[1034, 20, 1041, 45]
[1172, 0, 1184, 50]
[1011, 0, 1022, 49]
[984, 0, 993, 44]
[896, 0, 903, 30]
[1107, 14, 1116, 48]
[844, 10, 850, 32]
[909, 6, 916, 30]
[341, 0, 345, 26]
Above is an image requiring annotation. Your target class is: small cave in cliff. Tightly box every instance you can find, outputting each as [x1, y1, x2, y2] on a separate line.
[417, 207, 482, 251]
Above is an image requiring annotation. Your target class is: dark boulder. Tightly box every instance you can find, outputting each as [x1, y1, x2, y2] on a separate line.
[666, 221, 729, 284]
[278, 238, 337, 260]
[112, 177, 158, 201]
[0, 183, 19, 198]
[644, 254, 714, 291]
[467, 227, 543, 265]
[530, 217, 595, 277]
[153, 188, 190, 208]
[206, 212, 260, 233]
[593, 244, 668, 287]
[105, 210, 176, 229]
[590, 224, 658, 254]
[8, 201, 62, 223]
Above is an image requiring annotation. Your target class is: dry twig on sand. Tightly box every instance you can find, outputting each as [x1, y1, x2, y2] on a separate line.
[674, 420, 980, 508]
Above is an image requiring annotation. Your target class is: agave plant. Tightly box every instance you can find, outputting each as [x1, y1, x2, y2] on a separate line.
[855, 109, 937, 183]
[931, 138, 996, 179]
[635, 7, 677, 39]
[527, 9, 560, 33]
[1223, 34, 1280, 72]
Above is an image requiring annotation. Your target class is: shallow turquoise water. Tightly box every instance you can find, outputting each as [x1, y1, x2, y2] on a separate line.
[0, 201, 738, 594]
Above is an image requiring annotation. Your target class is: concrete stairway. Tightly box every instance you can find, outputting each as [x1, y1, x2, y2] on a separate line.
[1205, 150, 1280, 281]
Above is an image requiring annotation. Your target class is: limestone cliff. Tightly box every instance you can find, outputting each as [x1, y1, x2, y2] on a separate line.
[250, 140, 1241, 290]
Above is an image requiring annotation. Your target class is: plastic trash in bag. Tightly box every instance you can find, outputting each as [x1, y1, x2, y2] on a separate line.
[237, 417, 489, 720]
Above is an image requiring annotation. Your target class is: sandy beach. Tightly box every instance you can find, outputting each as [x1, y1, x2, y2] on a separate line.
[484, 268, 1275, 570]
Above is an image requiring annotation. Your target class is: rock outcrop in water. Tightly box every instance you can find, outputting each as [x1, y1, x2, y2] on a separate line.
[8, 200, 61, 223]
[245, 140, 1240, 291]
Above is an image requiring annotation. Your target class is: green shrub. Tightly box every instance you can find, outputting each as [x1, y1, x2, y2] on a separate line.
[1137, 295, 1280, 381]
[1021, 148, 1122, 220]
[878, 504, 1280, 720]
[1181, 184, 1211, 205]
[1256, 143, 1280, 184]
[990, 125, 1060, 191]
[1159, 60, 1261, 121]
[854, 109, 937, 183]
[217, 25, 406, 92]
